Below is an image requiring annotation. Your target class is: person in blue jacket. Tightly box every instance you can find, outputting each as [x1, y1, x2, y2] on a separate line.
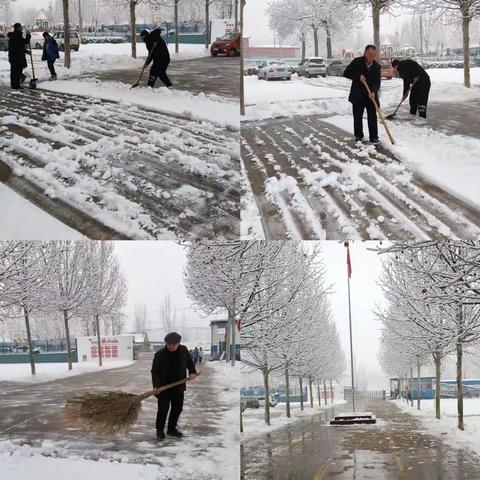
[41, 31, 59, 80]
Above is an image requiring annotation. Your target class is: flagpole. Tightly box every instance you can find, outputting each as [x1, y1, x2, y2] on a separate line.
[345, 241, 355, 412]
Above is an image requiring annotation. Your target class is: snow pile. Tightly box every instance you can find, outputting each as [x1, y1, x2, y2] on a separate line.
[242, 399, 347, 441]
[0, 360, 135, 383]
[395, 398, 480, 458]
[240, 160, 265, 240]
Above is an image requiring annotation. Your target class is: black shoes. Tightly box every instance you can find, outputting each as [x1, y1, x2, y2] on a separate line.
[167, 428, 184, 437]
[156, 430, 165, 440]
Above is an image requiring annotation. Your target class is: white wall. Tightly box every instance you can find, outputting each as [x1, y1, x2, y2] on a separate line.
[77, 335, 133, 362]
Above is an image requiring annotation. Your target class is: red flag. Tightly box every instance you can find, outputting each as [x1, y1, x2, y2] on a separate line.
[236, 318, 241, 331]
[345, 242, 352, 278]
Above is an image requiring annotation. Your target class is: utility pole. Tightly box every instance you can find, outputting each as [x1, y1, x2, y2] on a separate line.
[78, 0, 83, 33]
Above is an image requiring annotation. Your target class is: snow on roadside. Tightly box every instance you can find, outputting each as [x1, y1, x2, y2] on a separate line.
[39, 80, 239, 129]
[240, 159, 265, 240]
[0, 360, 135, 384]
[394, 398, 480, 458]
[241, 399, 347, 441]
[0, 183, 85, 240]
[323, 115, 480, 211]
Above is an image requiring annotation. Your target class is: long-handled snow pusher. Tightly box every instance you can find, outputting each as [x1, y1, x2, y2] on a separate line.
[361, 77, 395, 145]
[386, 79, 417, 120]
[64, 374, 199, 433]
[28, 43, 38, 90]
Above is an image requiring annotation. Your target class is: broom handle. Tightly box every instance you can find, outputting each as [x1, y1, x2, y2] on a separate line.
[361, 77, 395, 145]
[28, 43, 35, 79]
[138, 371, 201, 401]
[137, 43, 159, 84]
[394, 78, 417, 115]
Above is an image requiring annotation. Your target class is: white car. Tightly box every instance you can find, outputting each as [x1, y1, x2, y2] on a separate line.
[53, 31, 81, 52]
[297, 57, 327, 78]
[257, 60, 292, 81]
[29, 32, 45, 50]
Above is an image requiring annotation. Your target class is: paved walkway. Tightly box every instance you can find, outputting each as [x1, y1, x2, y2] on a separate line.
[242, 115, 480, 240]
[0, 354, 231, 473]
[241, 399, 480, 479]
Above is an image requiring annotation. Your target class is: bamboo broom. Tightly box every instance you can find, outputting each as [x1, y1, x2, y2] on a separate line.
[64, 376, 197, 433]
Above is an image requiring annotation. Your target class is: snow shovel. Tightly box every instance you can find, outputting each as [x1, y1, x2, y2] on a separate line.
[386, 79, 417, 120]
[361, 77, 395, 145]
[130, 44, 158, 89]
[63, 373, 200, 433]
[27, 43, 38, 90]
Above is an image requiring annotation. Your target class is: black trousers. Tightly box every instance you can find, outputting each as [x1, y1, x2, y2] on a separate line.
[156, 388, 184, 432]
[10, 65, 24, 89]
[352, 99, 378, 141]
[47, 60, 56, 77]
[148, 59, 172, 88]
[410, 80, 431, 118]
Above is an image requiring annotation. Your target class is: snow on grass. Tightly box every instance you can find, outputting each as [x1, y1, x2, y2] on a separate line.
[0, 360, 135, 383]
[38, 80, 239, 129]
[323, 115, 480, 211]
[394, 398, 480, 457]
[0, 183, 85, 240]
[242, 399, 347, 441]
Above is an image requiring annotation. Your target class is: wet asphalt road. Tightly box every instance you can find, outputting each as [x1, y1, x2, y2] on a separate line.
[241, 399, 480, 480]
[0, 354, 230, 471]
[84, 56, 240, 99]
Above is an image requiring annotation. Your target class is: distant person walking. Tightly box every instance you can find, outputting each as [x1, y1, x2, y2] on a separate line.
[7, 23, 31, 90]
[391, 58, 431, 119]
[140, 28, 172, 88]
[343, 45, 382, 145]
[151, 332, 197, 440]
[41, 31, 59, 80]
[198, 347, 204, 364]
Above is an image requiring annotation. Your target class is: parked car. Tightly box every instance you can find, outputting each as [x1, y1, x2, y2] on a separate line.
[0, 346, 13, 353]
[297, 57, 327, 78]
[0, 33, 8, 52]
[29, 32, 45, 49]
[257, 60, 292, 80]
[242, 397, 260, 409]
[53, 31, 81, 52]
[326, 59, 348, 76]
[210, 31, 241, 57]
[15, 346, 41, 354]
[258, 395, 278, 407]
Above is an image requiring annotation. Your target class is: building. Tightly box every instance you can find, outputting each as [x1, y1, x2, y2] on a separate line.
[210, 319, 240, 360]
[35, 11, 49, 31]
[243, 37, 301, 59]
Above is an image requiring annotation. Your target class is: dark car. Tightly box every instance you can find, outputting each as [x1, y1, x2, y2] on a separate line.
[242, 397, 260, 409]
[0, 33, 8, 52]
[211, 32, 241, 57]
[326, 59, 348, 76]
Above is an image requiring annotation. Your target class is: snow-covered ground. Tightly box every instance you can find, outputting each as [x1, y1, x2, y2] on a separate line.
[0, 183, 85, 240]
[0, 360, 134, 383]
[395, 398, 480, 457]
[242, 399, 347, 441]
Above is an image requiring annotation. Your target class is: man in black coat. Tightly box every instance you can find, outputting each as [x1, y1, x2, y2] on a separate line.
[343, 45, 382, 144]
[151, 332, 197, 440]
[391, 59, 431, 119]
[7, 23, 31, 90]
[141, 28, 172, 88]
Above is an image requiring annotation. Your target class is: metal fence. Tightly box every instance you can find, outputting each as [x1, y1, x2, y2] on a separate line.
[344, 388, 386, 400]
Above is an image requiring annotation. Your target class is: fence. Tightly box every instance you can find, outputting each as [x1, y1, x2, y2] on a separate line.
[0, 351, 78, 364]
[344, 388, 386, 400]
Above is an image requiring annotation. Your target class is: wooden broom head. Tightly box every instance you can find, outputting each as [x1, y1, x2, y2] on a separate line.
[63, 391, 145, 433]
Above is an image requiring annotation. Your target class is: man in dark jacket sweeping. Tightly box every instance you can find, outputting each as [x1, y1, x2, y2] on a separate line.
[141, 28, 172, 88]
[343, 45, 382, 145]
[391, 58, 431, 119]
[7, 23, 31, 90]
[41, 32, 60, 80]
[151, 332, 197, 440]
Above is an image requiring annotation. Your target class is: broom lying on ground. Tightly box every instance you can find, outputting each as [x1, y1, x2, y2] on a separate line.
[64, 374, 199, 433]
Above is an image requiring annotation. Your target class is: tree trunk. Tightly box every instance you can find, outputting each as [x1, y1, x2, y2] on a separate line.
[462, 9, 471, 88]
[174, 0, 179, 54]
[313, 25, 319, 57]
[434, 353, 441, 419]
[325, 22, 332, 59]
[410, 367, 414, 407]
[330, 379, 334, 403]
[262, 368, 270, 425]
[301, 31, 306, 60]
[230, 308, 236, 367]
[225, 310, 231, 363]
[95, 314, 103, 367]
[285, 364, 291, 418]
[130, 1, 136, 59]
[299, 377, 304, 411]
[240, 0, 245, 116]
[234, 0, 239, 31]
[457, 303, 464, 431]
[63, 0, 71, 68]
[317, 380, 321, 406]
[23, 306, 36, 376]
[417, 359, 421, 410]
[78, 0, 83, 33]
[323, 380, 328, 405]
[63, 309, 72, 371]
[372, 0, 381, 61]
[309, 378, 313, 408]
[205, 0, 210, 49]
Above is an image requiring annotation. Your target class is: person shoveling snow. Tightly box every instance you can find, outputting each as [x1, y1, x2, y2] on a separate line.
[7, 23, 31, 90]
[391, 58, 431, 120]
[140, 28, 173, 89]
